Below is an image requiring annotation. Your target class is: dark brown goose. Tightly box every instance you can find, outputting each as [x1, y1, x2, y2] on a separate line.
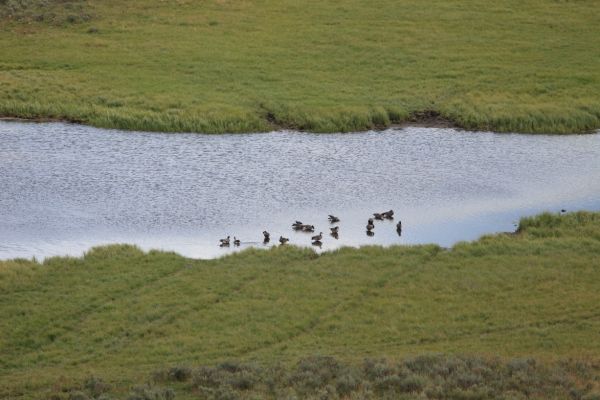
[302, 225, 315, 233]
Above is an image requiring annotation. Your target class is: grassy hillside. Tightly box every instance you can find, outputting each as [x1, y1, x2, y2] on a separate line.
[1, 0, 599, 133]
[1, 212, 600, 399]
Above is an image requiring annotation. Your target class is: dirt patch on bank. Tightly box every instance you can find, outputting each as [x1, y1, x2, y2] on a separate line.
[400, 110, 457, 129]
[0, 116, 82, 124]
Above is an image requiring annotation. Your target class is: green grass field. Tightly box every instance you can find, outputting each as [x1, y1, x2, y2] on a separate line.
[1, 0, 600, 133]
[1, 212, 600, 399]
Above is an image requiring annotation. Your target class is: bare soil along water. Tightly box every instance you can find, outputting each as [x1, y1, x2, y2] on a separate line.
[1, 121, 599, 260]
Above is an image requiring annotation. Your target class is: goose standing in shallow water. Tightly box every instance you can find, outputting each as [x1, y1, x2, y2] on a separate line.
[233, 237, 241, 246]
[366, 218, 374, 232]
[311, 232, 323, 241]
[279, 236, 289, 244]
[219, 236, 230, 246]
[263, 231, 270, 243]
[328, 215, 340, 223]
[396, 221, 402, 236]
[382, 210, 394, 220]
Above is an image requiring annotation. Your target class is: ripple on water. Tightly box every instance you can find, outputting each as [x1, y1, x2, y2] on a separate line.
[1, 122, 599, 259]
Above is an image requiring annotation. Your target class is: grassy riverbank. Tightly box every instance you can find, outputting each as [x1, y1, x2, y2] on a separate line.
[1, 212, 600, 399]
[1, 0, 600, 133]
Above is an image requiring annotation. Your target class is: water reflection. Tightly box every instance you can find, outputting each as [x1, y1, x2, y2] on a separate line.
[0, 121, 599, 260]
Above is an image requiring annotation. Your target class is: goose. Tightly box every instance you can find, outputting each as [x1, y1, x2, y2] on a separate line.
[311, 232, 323, 241]
[396, 221, 402, 231]
[366, 223, 375, 232]
[279, 236, 289, 244]
[382, 210, 394, 219]
[302, 225, 315, 233]
[373, 213, 384, 220]
[330, 226, 339, 234]
[328, 215, 340, 223]
[219, 236, 230, 245]
[233, 237, 241, 246]
[368, 218, 374, 225]
[263, 231, 270, 241]
[292, 221, 304, 230]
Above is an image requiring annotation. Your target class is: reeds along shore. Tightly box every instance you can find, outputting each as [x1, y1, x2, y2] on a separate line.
[2, 100, 600, 135]
[1, 0, 599, 134]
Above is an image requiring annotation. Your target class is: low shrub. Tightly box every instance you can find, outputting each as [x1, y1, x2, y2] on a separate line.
[167, 366, 191, 382]
[0, 0, 91, 23]
[127, 385, 175, 400]
[335, 373, 360, 396]
[69, 392, 90, 400]
[63, 355, 600, 399]
[84, 376, 111, 398]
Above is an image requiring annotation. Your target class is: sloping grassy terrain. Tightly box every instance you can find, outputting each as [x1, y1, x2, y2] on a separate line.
[1, 212, 600, 399]
[1, 0, 599, 133]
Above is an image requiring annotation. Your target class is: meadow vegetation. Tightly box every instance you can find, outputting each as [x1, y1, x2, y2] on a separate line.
[47, 356, 600, 400]
[1, 0, 599, 133]
[0, 0, 90, 24]
[1, 212, 600, 399]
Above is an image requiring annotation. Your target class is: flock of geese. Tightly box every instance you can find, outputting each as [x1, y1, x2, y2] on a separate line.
[218, 209, 402, 248]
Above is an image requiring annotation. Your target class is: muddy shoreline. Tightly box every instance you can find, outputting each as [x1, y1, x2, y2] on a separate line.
[1, 113, 597, 135]
[0, 112, 467, 133]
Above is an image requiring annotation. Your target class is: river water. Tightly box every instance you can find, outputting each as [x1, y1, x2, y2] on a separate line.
[1, 121, 599, 260]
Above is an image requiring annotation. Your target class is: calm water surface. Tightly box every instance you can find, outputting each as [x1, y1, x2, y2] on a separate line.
[1, 121, 599, 260]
